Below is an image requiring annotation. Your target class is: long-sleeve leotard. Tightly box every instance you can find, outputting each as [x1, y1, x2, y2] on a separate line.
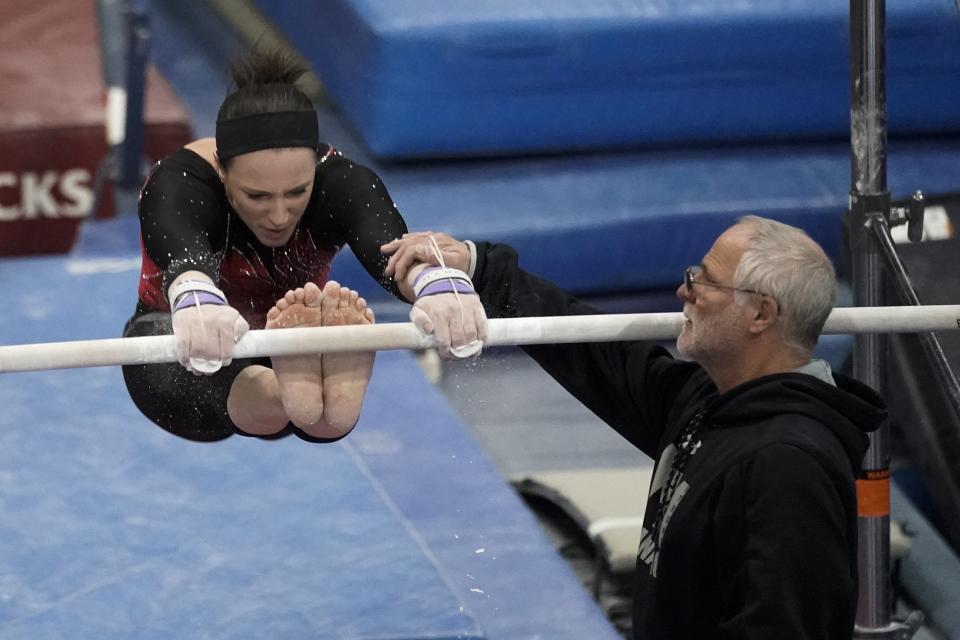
[135, 145, 407, 328]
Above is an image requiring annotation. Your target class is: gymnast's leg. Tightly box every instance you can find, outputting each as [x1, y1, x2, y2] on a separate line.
[122, 282, 375, 442]
[316, 280, 376, 435]
[227, 281, 376, 440]
[121, 312, 263, 442]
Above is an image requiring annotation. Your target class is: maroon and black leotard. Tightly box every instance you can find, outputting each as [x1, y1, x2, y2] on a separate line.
[134, 144, 406, 327]
[121, 145, 408, 442]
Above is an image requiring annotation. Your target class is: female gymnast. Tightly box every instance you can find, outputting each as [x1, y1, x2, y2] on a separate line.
[121, 46, 485, 443]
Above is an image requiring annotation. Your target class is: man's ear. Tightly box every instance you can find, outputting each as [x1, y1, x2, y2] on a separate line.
[748, 295, 779, 335]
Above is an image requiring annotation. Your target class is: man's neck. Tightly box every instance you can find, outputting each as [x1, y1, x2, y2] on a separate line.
[704, 349, 810, 394]
[792, 358, 836, 386]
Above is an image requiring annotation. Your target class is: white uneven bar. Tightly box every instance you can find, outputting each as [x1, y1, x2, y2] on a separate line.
[1, 305, 958, 374]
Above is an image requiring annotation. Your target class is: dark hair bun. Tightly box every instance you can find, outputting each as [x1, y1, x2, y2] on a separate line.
[230, 46, 309, 89]
[217, 46, 315, 123]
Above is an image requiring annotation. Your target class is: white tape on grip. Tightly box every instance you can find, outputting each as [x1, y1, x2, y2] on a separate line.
[413, 268, 473, 298]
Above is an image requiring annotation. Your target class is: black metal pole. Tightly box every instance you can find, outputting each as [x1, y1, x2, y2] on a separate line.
[847, 0, 893, 632]
[96, 0, 127, 92]
[119, 7, 150, 189]
[91, 0, 150, 217]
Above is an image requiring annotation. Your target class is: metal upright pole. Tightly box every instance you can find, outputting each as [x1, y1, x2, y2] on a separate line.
[92, 0, 150, 217]
[847, 0, 894, 634]
[848, 4, 930, 637]
[118, 7, 150, 190]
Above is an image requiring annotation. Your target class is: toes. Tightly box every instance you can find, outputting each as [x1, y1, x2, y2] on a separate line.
[339, 287, 354, 309]
[304, 282, 322, 307]
[321, 281, 340, 313]
[277, 288, 304, 311]
[313, 281, 373, 324]
[364, 307, 375, 323]
[266, 305, 281, 323]
[322, 280, 340, 297]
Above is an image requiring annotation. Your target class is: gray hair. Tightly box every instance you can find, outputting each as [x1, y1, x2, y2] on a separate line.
[732, 215, 837, 351]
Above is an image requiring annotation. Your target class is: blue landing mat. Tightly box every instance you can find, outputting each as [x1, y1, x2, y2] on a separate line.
[143, 0, 960, 308]
[329, 137, 960, 301]
[253, 0, 960, 159]
[0, 255, 619, 639]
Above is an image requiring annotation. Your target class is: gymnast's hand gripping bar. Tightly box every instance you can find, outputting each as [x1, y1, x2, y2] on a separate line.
[1, 305, 959, 374]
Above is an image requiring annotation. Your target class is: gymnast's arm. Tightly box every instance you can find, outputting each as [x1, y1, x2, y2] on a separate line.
[138, 157, 226, 292]
[316, 160, 462, 306]
[138, 157, 247, 371]
[322, 159, 486, 356]
[312, 157, 410, 299]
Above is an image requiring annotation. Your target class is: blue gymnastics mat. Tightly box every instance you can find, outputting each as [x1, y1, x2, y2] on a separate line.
[328, 137, 960, 301]
[144, 1, 960, 308]
[0, 247, 619, 638]
[252, 0, 960, 159]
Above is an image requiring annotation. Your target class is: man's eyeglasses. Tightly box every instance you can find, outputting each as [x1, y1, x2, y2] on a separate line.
[684, 266, 767, 297]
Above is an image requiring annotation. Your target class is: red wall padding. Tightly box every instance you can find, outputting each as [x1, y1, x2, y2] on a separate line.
[0, 0, 193, 256]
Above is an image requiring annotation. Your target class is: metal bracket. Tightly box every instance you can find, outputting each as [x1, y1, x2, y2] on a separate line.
[887, 191, 926, 242]
[854, 610, 925, 639]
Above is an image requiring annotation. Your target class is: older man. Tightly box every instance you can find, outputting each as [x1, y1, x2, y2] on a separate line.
[383, 216, 886, 640]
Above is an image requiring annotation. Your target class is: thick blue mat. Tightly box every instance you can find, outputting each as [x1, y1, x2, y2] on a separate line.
[253, 0, 960, 159]
[329, 137, 960, 301]
[144, 1, 960, 308]
[0, 248, 619, 639]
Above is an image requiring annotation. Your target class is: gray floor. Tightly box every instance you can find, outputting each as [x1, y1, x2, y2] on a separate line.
[434, 347, 653, 477]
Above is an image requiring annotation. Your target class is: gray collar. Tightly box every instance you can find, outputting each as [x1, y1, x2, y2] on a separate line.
[793, 358, 836, 386]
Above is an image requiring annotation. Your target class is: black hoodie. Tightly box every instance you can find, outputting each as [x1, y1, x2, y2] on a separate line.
[471, 242, 886, 640]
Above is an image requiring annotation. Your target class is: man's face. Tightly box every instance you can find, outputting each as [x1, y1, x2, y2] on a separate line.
[676, 225, 755, 364]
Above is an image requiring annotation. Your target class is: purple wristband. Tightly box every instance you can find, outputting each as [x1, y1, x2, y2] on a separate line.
[174, 291, 227, 312]
[418, 279, 476, 297]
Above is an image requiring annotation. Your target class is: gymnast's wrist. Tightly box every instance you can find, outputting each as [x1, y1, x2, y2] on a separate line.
[413, 266, 476, 298]
[399, 263, 428, 301]
[169, 279, 228, 312]
[173, 290, 228, 312]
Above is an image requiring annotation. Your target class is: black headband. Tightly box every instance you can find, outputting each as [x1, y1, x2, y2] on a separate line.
[215, 110, 319, 161]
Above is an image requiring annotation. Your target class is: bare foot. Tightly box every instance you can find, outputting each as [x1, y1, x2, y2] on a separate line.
[317, 280, 376, 436]
[265, 282, 325, 429]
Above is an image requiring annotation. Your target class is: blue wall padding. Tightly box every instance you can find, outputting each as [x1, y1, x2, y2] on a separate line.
[252, 0, 960, 159]
[329, 137, 960, 301]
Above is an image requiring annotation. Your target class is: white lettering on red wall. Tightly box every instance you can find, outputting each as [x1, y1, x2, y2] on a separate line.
[0, 170, 94, 220]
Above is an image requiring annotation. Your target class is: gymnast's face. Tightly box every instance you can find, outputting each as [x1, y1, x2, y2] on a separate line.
[676, 225, 755, 364]
[219, 147, 317, 247]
